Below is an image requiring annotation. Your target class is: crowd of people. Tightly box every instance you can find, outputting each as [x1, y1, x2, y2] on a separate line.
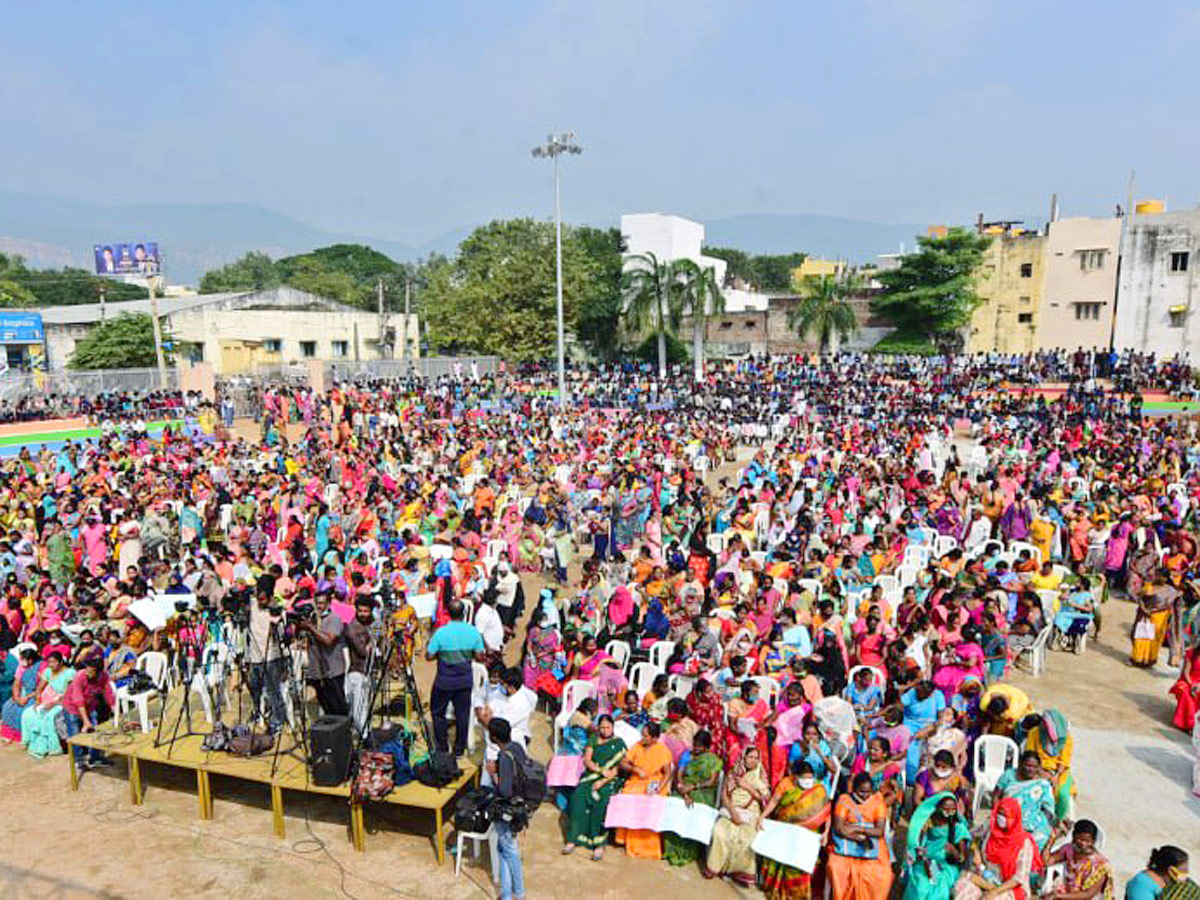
[0, 350, 1196, 900]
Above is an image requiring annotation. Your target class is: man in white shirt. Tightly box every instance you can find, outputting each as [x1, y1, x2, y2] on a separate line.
[475, 667, 537, 785]
[492, 561, 523, 632]
[474, 594, 505, 660]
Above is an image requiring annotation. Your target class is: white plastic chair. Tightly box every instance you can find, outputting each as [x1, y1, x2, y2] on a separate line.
[1015, 625, 1053, 676]
[553, 679, 596, 752]
[628, 662, 661, 700]
[706, 532, 726, 554]
[1008, 541, 1042, 565]
[896, 564, 919, 588]
[750, 675, 781, 707]
[933, 535, 958, 558]
[668, 674, 696, 700]
[454, 823, 500, 885]
[115, 651, 170, 733]
[796, 578, 823, 601]
[188, 643, 230, 724]
[648, 641, 675, 671]
[972, 735, 1019, 819]
[468, 662, 489, 751]
[605, 639, 631, 675]
[847, 665, 887, 688]
[873, 575, 898, 596]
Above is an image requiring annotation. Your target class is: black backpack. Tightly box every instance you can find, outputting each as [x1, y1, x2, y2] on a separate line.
[501, 745, 547, 807]
[413, 750, 461, 788]
[453, 787, 495, 833]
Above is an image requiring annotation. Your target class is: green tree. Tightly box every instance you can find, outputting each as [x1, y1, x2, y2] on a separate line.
[751, 253, 807, 291]
[420, 219, 600, 359]
[671, 259, 725, 380]
[276, 243, 408, 309]
[787, 273, 862, 354]
[701, 246, 752, 285]
[871, 227, 990, 342]
[622, 251, 679, 377]
[574, 226, 625, 360]
[0, 253, 145, 306]
[198, 251, 281, 293]
[69, 313, 171, 369]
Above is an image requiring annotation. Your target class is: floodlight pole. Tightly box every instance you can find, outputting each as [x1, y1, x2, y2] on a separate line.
[532, 132, 582, 408]
[148, 275, 167, 388]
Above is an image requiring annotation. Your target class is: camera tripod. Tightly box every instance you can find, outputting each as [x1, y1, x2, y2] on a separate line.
[154, 610, 213, 759]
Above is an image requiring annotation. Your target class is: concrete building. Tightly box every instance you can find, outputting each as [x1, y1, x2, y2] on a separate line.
[37, 286, 419, 374]
[791, 258, 845, 285]
[1113, 205, 1200, 358]
[1036, 216, 1122, 351]
[967, 223, 1046, 353]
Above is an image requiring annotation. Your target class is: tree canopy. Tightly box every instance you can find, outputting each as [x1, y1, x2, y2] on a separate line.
[871, 228, 990, 339]
[0, 253, 146, 307]
[702, 247, 806, 291]
[198, 244, 412, 310]
[420, 219, 602, 360]
[787, 273, 862, 354]
[69, 313, 170, 370]
[573, 226, 625, 361]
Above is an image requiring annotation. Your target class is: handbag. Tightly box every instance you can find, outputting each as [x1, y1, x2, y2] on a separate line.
[1133, 618, 1156, 641]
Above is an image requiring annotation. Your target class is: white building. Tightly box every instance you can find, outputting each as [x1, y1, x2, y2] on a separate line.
[620, 212, 767, 313]
[38, 286, 419, 374]
[1113, 205, 1200, 358]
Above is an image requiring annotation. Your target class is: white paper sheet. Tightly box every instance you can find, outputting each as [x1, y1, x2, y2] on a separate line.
[127, 598, 168, 632]
[410, 592, 438, 620]
[657, 798, 719, 844]
[751, 819, 823, 873]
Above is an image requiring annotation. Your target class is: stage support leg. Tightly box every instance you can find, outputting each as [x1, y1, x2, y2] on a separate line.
[272, 785, 285, 838]
[197, 771, 213, 819]
[351, 801, 366, 851]
[68, 749, 78, 791]
[129, 757, 143, 805]
[434, 806, 444, 863]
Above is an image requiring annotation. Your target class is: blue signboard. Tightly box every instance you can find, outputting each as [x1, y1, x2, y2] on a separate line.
[0, 312, 44, 344]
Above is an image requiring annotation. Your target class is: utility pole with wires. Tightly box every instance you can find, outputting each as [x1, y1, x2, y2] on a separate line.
[148, 275, 167, 388]
[377, 277, 388, 359]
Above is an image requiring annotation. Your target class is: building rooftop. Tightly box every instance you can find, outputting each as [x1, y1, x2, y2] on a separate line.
[35, 292, 250, 326]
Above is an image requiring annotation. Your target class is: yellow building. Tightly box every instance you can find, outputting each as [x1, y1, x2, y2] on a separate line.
[967, 223, 1046, 353]
[791, 258, 845, 287]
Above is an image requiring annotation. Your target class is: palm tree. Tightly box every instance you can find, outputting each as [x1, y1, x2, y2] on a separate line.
[787, 272, 862, 354]
[670, 259, 726, 381]
[622, 251, 676, 377]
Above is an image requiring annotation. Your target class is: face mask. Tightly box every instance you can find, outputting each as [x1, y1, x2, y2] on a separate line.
[798, 776, 815, 789]
[934, 766, 953, 779]
[995, 815, 1008, 829]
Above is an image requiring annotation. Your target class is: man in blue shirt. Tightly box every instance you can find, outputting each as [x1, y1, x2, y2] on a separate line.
[425, 599, 484, 757]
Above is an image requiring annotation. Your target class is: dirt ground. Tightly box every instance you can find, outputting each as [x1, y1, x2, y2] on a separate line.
[0, 436, 1195, 898]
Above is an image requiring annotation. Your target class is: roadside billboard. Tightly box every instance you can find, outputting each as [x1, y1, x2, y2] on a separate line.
[93, 241, 160, 275]
[0, 312, 44, 344]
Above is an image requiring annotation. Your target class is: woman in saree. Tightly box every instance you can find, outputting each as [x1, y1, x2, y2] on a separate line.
[955, 797, 1043, 900]
[663, 728, 722, 866]
[0, 646, 40, 742]
[522, 609, 561, 692]
[1132, 578, 1176, 668]
[993, 751, 1058, 850]
[1041, 819, 1114, 900]
[827, 772, 894, 900]
[756, 758, 831, 898]
[1170, 643, 1200, 732]
[686, 677, 735, 760]
[661, 698, 699, 764]
[615, 720, 674, 859]
[913, 749, 973, 812]
[904, 793, 972, 900]
[563, 714, 627, 860]
[573, 635, 627, 715]
[727, 679, 770, 757]
[21, 650, 73, 758]
[706, 744, 772, 886]
[1022, 709, 1076, 820]
[851, 735, 904, 798]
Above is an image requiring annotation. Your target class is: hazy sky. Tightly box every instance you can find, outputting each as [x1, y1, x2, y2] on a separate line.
[3, 0, 1197, 243]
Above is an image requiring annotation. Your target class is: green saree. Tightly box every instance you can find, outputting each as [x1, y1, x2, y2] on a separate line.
[564, 736, 627, 849]
[663, 750, 723, 866]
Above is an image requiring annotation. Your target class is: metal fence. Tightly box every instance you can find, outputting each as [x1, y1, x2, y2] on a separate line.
[0, 366, 179, 405]
[325, 356, 500, 382]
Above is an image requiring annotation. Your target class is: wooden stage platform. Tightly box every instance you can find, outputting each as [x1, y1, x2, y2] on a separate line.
[67, 715, 478, 862]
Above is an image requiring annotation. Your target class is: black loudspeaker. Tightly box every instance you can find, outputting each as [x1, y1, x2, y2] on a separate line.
[310, 715, 352, 786]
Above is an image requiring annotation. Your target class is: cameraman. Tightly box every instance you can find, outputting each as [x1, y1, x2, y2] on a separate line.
[297, 591, 348, 716]
[487, 717, 526, 900]
[245, 585, 287, 735]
